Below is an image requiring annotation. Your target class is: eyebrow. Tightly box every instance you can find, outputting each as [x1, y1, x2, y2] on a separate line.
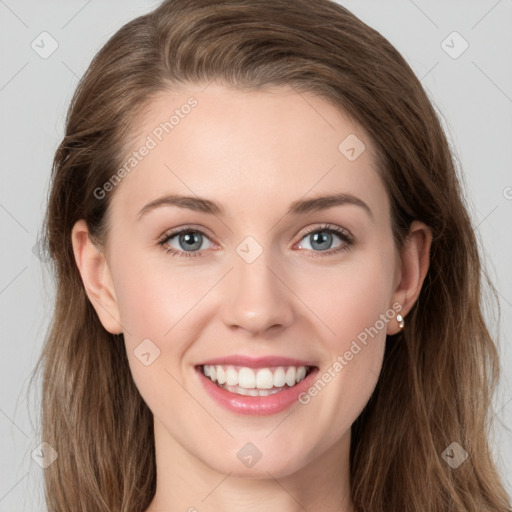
[136, 192, 373, 220]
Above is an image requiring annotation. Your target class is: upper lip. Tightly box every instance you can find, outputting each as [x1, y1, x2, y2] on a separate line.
[197, 355, 317, 368]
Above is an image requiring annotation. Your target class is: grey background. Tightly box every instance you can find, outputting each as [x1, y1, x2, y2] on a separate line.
[0, 0, 510, 509]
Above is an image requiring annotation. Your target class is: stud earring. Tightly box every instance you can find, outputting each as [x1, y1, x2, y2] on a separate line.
[396, 313, 405, 329]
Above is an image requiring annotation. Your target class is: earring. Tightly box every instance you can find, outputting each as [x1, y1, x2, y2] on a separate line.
[396, 313, 405, 329]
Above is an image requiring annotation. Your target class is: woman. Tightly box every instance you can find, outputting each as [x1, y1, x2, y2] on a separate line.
[32, 0, 511, 510]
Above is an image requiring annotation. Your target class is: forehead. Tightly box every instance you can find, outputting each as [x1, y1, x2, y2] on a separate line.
[108, 83, 388, 223]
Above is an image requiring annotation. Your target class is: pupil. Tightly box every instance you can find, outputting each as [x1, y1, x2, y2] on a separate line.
[181, 232, 201, 251]
[312, 232, 331, 251]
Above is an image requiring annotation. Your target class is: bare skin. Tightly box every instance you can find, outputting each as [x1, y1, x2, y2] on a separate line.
[72, 83, 431, 512]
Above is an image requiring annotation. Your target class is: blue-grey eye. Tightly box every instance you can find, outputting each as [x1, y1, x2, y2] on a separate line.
[298, 229, 346, 252]
[168, 230, 211, 252]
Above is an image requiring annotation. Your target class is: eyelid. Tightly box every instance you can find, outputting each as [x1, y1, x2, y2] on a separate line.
[157, 223, 354, 258]
[158, 223, 353, 243]
[298, 223, 353, 242]
[157, 224, 218, 245]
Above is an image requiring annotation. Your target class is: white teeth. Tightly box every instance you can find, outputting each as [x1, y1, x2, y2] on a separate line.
[202, 364, 310, 391]
[225, 367, 238, 386]
[216, 366, 226, 384]
[273, 367, 286, 387]
[285, 367, 296, 386]
[222, 384, 284, 396]
[255, 368, 274, 389]
[238, 367, 256, 388]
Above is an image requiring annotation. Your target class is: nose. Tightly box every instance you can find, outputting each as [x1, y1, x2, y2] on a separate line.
[220, 246, 295, 336]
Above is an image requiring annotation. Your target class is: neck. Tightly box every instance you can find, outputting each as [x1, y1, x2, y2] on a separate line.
[146, 419, 354, 512]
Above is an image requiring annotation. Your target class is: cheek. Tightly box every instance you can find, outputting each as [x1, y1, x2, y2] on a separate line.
[295, 245, 396, 440]
[294, 242, 397, 351]
[111, 250, 203, 340]
[109, 251, 217, 394]
[109, 253, 199, 415]
[291, 241, 395, 419]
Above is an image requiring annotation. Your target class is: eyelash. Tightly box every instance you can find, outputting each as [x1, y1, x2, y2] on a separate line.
[157, 223, 354, 259]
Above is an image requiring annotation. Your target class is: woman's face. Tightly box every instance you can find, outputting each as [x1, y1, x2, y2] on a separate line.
[80, 83, 411, 479]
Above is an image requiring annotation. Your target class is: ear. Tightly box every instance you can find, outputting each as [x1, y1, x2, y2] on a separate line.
[71, 219, 123, 334]
[387, 220, 432, 335]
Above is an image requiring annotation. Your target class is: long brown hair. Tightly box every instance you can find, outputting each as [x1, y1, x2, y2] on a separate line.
[30, 0, 511, 510]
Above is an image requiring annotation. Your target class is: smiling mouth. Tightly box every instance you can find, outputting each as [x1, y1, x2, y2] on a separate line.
[199, 364, 315, 397]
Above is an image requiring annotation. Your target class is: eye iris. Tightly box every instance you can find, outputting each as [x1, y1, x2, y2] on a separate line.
[180, 231, 202, 251]
[311, 231, 332, 251]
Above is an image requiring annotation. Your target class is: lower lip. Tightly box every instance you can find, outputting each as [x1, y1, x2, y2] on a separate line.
[196, 366, 319, 416]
